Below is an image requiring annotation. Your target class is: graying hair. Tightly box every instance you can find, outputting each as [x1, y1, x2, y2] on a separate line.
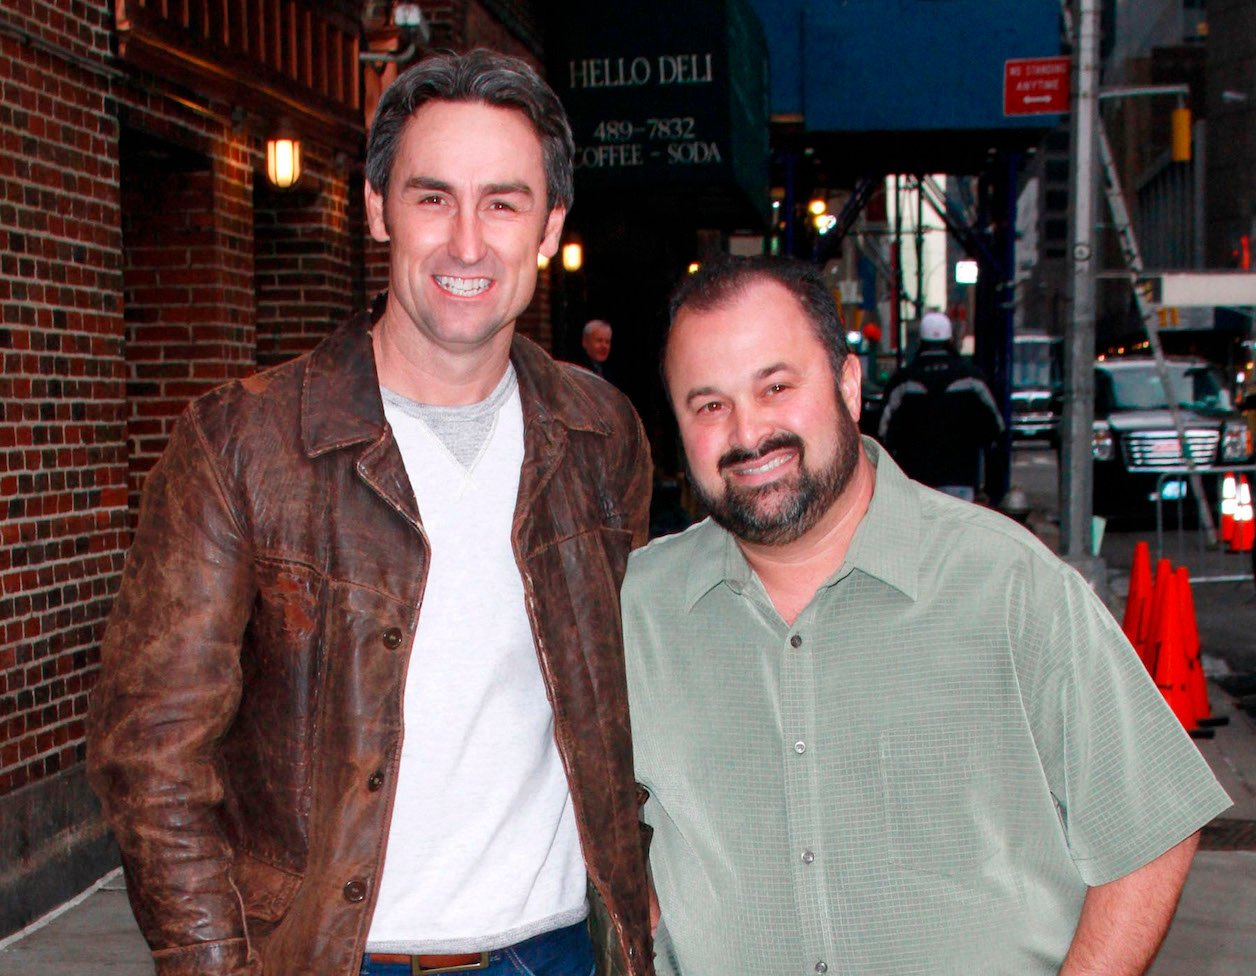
[365, 48, 574, 212]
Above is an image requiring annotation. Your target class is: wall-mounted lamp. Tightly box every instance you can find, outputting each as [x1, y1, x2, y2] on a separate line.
[561, 242, 583, 272]
[266, 135, 302, 189]
[360, 2, 431, 69]
[1170, 103, 1192, 163]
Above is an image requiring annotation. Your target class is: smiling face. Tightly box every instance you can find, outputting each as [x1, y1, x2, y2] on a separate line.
[365, 99, 565, 360]
[666, 277, 864, 546]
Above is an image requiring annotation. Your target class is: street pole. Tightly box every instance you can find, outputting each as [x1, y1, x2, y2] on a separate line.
[1062, 0, 1099, 566]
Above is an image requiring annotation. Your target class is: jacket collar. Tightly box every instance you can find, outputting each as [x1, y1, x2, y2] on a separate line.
[301, 312, 610, 458]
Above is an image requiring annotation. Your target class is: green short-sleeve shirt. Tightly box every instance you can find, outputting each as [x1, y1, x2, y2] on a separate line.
[624, 440, 1230, 976]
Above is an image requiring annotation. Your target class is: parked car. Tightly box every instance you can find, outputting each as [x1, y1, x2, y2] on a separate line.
[1092, 357, 1253, 515]
[1011, 334, 1063, 444]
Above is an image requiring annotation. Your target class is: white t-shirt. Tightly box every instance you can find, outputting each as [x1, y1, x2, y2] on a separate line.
[366, 372, 587, 952]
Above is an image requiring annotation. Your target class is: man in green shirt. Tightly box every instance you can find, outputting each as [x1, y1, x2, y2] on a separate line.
[623, 255, 1230, 976]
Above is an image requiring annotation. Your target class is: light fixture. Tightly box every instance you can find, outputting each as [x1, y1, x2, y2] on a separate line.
[807, 198, 827, 216]
[561, 242, 583, 272]
[360, 2, 430, 68]
[266, 135, 302, 189]
[393, 2, 427, 33]
[687, 262, 700, 274]
[537, 252, 550, 270]
[955, 260, 979, 285]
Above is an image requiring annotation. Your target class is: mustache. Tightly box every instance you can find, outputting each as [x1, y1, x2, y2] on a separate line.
[718, 432, 804, 472]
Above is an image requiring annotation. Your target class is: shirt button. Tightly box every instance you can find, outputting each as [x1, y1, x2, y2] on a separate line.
[815, 963, 828, 974]
[381, 627, 403, 649]
[801, 849, 815, 864]
[790, 634, 803, 648]
[343, 879, 367, 902]
[367, 770, 384, 791]
[794, 741, 807, 754]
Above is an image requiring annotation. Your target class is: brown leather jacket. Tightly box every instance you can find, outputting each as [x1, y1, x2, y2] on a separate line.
[87, 315, 655, 976]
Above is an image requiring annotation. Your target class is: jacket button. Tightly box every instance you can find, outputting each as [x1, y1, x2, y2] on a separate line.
[381, 627, 403, 649]
[367, 770, 384, 792]
[343, 879, 367, 902]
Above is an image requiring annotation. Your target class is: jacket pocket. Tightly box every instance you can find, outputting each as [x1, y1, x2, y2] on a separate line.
[232, 852, 302, 925]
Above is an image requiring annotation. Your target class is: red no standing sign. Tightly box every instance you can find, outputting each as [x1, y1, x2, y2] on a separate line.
[1004, 56, 1072, 116]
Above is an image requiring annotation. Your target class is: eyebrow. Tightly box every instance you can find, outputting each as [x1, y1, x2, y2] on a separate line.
[402, 176, 534, 199]
[682, 363, 792, 407]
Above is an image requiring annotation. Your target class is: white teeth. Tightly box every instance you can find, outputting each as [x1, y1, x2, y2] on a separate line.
[737, 454, 791, 476]
[435, 275, 491, 296]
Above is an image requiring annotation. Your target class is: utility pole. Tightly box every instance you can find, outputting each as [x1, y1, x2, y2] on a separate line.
[1062, 0, 1101, 575]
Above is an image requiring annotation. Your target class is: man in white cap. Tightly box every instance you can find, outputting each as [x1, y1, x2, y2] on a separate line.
[877, 310, 1004, 500]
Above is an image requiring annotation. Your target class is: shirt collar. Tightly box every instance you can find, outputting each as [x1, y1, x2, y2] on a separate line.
[841, 438, 921, 601]
[683, 436, 922, 611]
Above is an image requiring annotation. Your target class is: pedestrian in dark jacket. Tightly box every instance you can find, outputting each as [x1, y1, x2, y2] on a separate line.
[878, 311, 1004, 500]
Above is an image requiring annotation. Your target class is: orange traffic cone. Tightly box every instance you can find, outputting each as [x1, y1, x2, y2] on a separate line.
[1177, 566, 1228, 730]
[1151, 572, 1202, 735]
[1230, 477, 1255, 553]
[1122, 541, 1152, 650]
[1220, 472, 1238, 543]
[1141, 558, 1175, 674]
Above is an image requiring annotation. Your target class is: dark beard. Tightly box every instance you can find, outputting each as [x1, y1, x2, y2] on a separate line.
[689, 407, 860, 546]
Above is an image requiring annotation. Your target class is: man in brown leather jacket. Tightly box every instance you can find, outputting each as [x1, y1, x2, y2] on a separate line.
[87, 49, 654, 976]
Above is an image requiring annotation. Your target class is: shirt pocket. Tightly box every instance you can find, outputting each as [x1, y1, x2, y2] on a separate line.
[877, 724, 1000, 879]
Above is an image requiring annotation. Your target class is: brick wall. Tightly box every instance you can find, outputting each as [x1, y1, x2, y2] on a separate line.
[120, 156, 255, 521]
[256, 150, 361, 368]
[0, 2, 127, 798]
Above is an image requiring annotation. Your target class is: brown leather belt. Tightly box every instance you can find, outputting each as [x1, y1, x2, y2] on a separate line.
[366, 952, 490, 974]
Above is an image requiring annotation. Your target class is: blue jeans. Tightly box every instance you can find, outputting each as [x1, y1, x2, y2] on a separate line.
[360, 920, 595, 976]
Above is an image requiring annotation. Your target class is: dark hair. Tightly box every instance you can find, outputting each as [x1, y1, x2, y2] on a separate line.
[664, 255, 850, 383]
[365, 48, 574, 212]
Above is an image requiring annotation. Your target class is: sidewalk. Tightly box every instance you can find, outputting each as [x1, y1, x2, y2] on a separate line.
[0, 680, 1253, 974]
[1148, 682, 1256, 975]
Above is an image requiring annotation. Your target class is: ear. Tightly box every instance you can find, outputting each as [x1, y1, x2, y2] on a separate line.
[539, 205, 567, 258]
[365, 182, 390, 243]
[838, 353, 863, 424]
